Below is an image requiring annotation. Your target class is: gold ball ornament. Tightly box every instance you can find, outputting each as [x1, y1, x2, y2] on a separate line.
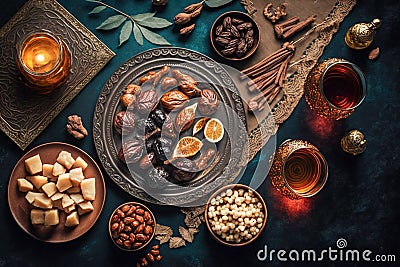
[345, 18, 381, 49]
[341, 130, 367, 155]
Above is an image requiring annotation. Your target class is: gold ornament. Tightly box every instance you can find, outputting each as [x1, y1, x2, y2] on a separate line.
[345, 18, 381, 49]
[341, 130, 367, 155]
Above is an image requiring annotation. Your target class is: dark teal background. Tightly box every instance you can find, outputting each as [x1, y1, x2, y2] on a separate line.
[0, 0, 399, 266]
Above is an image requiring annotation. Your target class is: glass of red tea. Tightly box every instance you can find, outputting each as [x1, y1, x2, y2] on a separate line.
[269, 140, 328, 200]
[304, 58, 367, 120]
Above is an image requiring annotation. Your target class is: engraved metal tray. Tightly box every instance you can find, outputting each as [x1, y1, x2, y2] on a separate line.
[0, 0, 115, 150]
[93, 48, 248, 206]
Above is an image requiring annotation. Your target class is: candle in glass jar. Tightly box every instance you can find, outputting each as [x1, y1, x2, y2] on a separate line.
[17, 32, 71, 94]
[21, 35, 60, 73]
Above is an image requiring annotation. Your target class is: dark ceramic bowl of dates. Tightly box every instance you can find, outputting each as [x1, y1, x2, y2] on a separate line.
[210, 11, 260, 61]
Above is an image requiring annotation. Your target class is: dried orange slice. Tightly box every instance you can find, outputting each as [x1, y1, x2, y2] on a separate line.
[172, 136, 203, 158]
[192, 117, 210, 135]
[204, 118, 224, 143]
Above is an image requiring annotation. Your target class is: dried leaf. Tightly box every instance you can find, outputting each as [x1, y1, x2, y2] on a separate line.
[131, 12, 156, 21]
[133, 23, 144, 46]
[96, 14, 127, 30]
[136, 17, 173, 29]
[205, 0, 234, 8]
[137, 25, 171, 46]
[169, 237, 186, 248]
[119, 20, 133, 46]
[185, 216, 202, 229]
[89, 5, 106, 14]
[155, 224, 173, 236]
[180, 205, 206, 217]
[189, 228, 199, 235]
[179, 226, 194, 243]
[155, 235, 171, 245]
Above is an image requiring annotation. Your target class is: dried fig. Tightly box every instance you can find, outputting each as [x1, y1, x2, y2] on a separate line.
[198, 89, 220, 116]
[175, 103, 197, 133]
[160, 90, 189, 112]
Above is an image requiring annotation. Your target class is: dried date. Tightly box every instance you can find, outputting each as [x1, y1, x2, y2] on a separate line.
[223, 16, 232, 29]
[230, 25, 240, 38]
[220, 47, 236, 56]
[235, 38, 248, 58]
[161, 77, 178, 91]
[215, 36, 230, 46]
[215, 24, 224, 36]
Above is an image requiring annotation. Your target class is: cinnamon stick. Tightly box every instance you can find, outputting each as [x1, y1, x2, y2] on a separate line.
[282, 15, 316, 39]
[274, 16, 300, 38]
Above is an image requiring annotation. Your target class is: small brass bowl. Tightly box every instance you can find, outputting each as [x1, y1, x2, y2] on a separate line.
[210, 11, 260, 61]
[108, 202, 156, 251]
[204, 184, 267, 247]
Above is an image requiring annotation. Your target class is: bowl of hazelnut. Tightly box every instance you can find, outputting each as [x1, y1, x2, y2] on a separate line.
[210, 11, 260, 61]
[109, 202, 156, 251]
[204, 184, 267, 246]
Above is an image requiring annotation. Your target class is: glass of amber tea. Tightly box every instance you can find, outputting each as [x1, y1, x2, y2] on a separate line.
[16, 31, 71, 94]
[269, 140, 328, 200]
[304, 58, 367, 120]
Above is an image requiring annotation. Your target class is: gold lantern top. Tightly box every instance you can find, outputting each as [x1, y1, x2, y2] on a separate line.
[345, 18, 381, 50]
[341, 130, 367, 155]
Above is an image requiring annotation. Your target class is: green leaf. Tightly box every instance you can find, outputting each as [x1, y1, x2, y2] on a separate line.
[136, 17, 173, 29]
[137, 25, 171, 46]
[96, 14, 127, 30]
[88, 6, 106, 14]
[133, 23, 144, 46]
[86, 0, 100, 3]
[131, 12, 156, 21]
[205, 0, 234, 8]
[119, 21, 133, 46]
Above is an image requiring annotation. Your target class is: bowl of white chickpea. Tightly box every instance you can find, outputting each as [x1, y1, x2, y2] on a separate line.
[204, 184, 267, 246]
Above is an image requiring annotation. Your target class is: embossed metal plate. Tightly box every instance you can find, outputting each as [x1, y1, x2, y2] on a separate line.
[0, 0, 115, 150]
[93, 48, 248, 206]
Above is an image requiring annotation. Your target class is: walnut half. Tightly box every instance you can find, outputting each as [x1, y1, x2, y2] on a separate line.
[264, 3, 287, 23]
[66, 115, 88, 140]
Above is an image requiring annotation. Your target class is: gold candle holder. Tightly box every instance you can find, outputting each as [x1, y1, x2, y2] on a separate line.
[269, 140, 328, 200]
[304, 58, 367, 120]
[16, 31, 71, 94]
